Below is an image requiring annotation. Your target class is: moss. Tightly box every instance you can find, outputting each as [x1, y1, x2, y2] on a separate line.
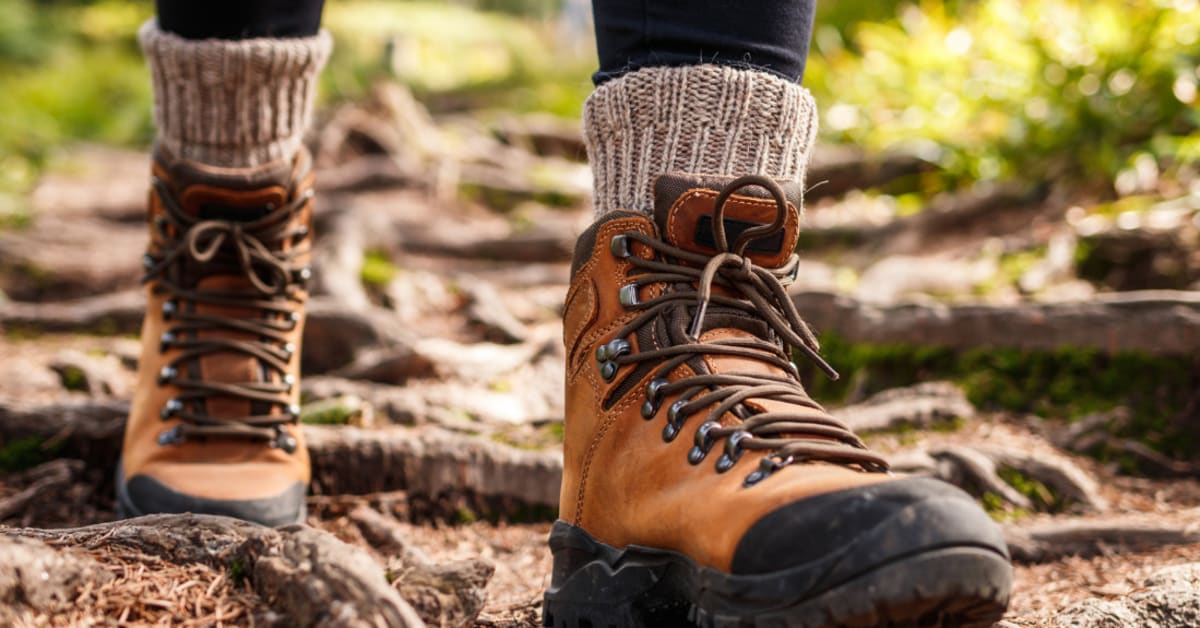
[228, 559, 246, 587]
[489, 423, 563, 450]
[454, 507, 478, 524]
[58, 365, 88, 392]
[800, 334, 1199, 464]
[0, 436, 57, 471]
[359, 250, 398, 287]
[299, 397, 363, 426]
[997, 466, 1059, 512]
[980, 492, 1006, 517]
[981, 491, 1033, 522]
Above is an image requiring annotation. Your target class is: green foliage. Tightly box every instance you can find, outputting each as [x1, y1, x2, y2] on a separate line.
[0, 0, 153, 197]
[321, 1, 592, 116]
[801, 335, 1199, 462]
[0, 436, 60, 471]
[807, 0, 1200, 192]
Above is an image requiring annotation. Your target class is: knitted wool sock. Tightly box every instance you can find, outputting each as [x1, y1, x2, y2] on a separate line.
[138, 20, 332, 168]
[583, 64, 819, 216]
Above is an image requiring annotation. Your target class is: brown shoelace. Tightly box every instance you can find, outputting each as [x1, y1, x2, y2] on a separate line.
[141, 176, 312, 449]
[600, 175, 889, 486]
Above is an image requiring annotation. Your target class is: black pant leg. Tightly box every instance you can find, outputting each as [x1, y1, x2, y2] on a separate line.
[156, 0, 326, 40]
[591, 0, 816, 85]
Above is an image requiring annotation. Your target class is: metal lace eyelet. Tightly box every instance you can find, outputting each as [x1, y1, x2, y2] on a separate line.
[160, 398, 183, 420]
[743, 469, 767, 486]
[662, 421, 681, 443]
[715, 432, 753, 473]
[667, 400, 688, 424]
[161, 300, 177, 320]
[283, 342, 296, 358]
[600, 361, 618, 381]
[606, 339, 632, 359]
[618, 284, 640, 307]
[289, 311, 302, 323]
[159, 331, 176, 352]
[142, 254, 155, 271]
[688, 421, 721, 465]
[157, 425, 184, 446]
[295, 225, 310, 238]
[297, 267, 313, 282]
[272, 426, 299, 453]
[744, 454, 795, 487]
[287, 403, 302, 417]
[609, 234, 631, 258]
[645, 378, 669, 404]
[283, 374, 296, 388]
[641, 378, 669, 419]
[157, 365, 177, 385]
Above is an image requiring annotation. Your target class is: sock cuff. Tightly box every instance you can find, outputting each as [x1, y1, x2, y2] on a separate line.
[583, 64, 818, 216]
[139, 20, 333, 167]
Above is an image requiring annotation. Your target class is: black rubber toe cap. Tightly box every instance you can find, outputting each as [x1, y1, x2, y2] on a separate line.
[118, 471, 306, 527]
[731, 477, 1009, 576]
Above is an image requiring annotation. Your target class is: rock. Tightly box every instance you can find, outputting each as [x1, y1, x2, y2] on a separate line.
[1055, 563, 1200, 627]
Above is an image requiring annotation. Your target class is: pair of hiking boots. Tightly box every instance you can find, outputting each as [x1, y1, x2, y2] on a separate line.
[119, 148, 1012, 626]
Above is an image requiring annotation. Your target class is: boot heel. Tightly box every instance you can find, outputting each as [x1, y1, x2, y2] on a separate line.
[542, 521, 691, 628]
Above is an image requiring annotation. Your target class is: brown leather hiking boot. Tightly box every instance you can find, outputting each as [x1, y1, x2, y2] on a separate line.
[546, 174, 1012, 627]
[116, 147, 315, 526]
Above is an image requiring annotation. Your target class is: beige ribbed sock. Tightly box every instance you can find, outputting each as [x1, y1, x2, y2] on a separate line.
[583, 64, 819, 216]
[139, 20, 332, 168]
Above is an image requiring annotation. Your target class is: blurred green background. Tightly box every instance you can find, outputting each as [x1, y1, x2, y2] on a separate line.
[0, 0, 1198, 214]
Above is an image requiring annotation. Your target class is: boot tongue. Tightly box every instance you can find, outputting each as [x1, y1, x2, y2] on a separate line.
[153, 152, 304, 424]
[162, 155, 297, 220]
[651, 173, 802, 270]
[651, 173, 805, 380]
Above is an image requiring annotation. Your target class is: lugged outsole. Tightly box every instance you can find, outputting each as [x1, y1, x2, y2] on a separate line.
[543, 522, 1012, 628]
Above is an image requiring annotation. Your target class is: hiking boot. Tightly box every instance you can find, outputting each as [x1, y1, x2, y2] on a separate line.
[116, 147, 315, 526]
[546, 173, 1012, 627]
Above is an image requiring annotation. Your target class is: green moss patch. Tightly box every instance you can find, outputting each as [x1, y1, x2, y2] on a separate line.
[0, 436, 62, 472]
[799, 334, 1199, 464]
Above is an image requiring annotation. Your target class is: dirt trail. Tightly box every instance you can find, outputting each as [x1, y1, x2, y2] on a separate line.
[2, 87, 1199, 626]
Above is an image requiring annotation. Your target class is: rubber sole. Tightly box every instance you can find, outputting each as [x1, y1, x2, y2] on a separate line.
[542, 521, 1011, 628]
[114, 461, 307, 526]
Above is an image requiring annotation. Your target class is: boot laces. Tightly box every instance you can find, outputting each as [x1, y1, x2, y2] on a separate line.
[604, 175, 889, 486]
[141, 176, 312, 448]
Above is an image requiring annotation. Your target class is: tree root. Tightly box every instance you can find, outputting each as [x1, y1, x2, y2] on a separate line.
[349, 507, 494, 626]
[838, 381, 975, 433]
[890, 441, 1108, 514]
[1005, 517, 1200, 563]
[0, 397, 563, 507]
[4, 514, 425, 627]
[793, 289, 1200, 356]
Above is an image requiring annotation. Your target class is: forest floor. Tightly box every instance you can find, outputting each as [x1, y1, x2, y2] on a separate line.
[1, 84, 1199, 626]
